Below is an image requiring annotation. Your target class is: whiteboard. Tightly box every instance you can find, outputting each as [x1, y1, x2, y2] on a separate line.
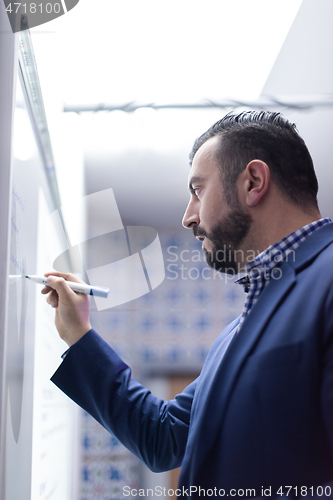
[0, 10, 79, 500]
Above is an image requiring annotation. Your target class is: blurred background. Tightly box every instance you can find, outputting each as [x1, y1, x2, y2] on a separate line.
[6, 0, 333, 498]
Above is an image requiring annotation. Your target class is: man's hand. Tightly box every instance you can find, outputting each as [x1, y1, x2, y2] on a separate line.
[42, 271, 92, 347]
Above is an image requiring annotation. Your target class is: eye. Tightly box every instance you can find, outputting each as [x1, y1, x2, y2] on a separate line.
[193, 188, 201, 198]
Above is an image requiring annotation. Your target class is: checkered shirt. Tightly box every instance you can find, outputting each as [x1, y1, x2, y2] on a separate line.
[235, 218, 332, 330]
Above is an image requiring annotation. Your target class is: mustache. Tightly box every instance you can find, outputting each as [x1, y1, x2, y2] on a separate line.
[192, 226, 208, 238]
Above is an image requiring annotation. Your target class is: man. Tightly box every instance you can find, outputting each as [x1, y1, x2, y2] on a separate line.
[44, 111, 333, 498]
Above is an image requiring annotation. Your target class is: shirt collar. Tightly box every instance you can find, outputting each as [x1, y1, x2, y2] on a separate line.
[235, 218, 332, 291]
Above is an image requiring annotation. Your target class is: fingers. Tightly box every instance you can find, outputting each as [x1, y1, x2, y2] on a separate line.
[46, 276, 76, 301]
[44, 271, 84, 284]
[46, 289, 59, 308]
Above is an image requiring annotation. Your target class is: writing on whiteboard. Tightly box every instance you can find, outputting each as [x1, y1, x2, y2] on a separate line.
[12, 185, 26, 212]
[10, 252, 25, 275]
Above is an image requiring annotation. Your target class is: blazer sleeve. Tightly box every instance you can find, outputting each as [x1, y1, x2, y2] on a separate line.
[51, 329, 196, 472]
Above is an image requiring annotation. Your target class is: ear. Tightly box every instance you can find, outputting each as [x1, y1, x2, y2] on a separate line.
[242, 160, 270, 207]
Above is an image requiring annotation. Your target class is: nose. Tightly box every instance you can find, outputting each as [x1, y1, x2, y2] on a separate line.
[182, 198, 200, 228]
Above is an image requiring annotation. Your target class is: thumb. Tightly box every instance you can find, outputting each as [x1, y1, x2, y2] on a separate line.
[47, 276, 75, 300]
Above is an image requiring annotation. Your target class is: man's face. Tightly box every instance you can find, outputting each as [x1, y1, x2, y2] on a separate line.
[182, 136, 252, 274]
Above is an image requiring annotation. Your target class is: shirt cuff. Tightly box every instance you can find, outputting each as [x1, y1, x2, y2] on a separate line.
[60, 329, 93, 359]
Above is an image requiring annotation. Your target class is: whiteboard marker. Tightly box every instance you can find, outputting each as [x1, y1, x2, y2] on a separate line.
[25, 275, 109, 298]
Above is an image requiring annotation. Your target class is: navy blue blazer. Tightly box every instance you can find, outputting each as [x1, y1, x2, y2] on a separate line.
[51, 223, 333, 497]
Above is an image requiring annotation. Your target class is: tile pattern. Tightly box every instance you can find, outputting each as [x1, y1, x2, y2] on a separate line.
[81, 411, 141, 500]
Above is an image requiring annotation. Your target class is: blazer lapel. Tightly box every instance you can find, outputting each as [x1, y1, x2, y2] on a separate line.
[219, 261, 296, 402]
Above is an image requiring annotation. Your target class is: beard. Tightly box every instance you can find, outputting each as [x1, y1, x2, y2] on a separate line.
[193, 205, 252, 275]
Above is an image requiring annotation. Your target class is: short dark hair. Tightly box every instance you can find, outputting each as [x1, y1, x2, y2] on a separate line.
[189, 111, 319, 209]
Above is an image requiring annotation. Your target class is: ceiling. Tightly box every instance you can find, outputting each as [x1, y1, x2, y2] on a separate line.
[31, 0, 333, 230]
[32, 0, 302, 105]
